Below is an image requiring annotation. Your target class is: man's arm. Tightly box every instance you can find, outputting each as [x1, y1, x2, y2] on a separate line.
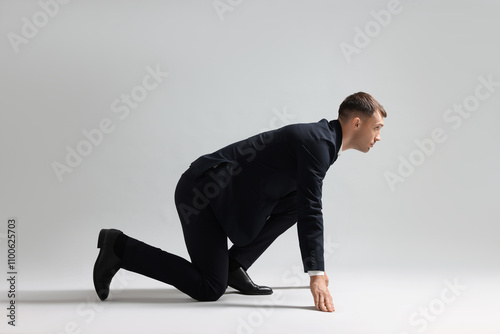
[295, 141, 335, 312]
[295, 142, 326, 272]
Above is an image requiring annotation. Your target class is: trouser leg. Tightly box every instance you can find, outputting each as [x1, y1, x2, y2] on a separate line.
[121, 171, 228, 301]
[228, 191, 297, 270]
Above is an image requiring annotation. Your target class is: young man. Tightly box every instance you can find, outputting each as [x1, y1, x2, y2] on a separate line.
[93, 92, 386, 312]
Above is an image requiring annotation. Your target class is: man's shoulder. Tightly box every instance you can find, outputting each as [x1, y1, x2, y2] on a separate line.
[283, 119, 335, 141]
[284, 119, 342, 166]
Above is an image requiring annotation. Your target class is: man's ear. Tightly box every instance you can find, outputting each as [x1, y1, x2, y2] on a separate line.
[352, 117, 361, 130]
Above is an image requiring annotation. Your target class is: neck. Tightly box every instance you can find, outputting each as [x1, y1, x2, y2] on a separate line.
[338, 118, 351, 151]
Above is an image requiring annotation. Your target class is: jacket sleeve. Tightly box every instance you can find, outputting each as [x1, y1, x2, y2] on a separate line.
[295, 140, 330, 272]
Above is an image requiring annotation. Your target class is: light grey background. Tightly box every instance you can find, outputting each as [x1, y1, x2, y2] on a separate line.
[1, 0, 499, 297]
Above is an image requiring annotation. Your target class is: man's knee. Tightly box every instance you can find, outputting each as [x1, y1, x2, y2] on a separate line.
[194, 285, 226, 302]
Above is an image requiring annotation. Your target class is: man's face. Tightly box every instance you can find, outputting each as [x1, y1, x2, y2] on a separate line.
[352, 110, 384, 153]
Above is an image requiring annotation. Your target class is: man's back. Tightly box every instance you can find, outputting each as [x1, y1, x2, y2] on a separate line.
[187, 119, 342, 270]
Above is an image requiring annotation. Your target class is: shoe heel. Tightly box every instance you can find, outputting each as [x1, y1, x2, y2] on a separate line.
[97, 229, 106, 248]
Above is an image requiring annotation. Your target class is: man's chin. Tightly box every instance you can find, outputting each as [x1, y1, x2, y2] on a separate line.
[354, 147, 371, 153]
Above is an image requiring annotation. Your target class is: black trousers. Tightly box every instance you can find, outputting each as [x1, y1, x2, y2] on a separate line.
[121, 169, 297, 301]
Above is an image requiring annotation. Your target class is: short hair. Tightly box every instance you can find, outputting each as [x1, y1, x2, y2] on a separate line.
[338, 92, 387, 120]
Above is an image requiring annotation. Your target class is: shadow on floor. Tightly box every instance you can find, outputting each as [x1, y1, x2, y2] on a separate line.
[13, 286, 314, 310]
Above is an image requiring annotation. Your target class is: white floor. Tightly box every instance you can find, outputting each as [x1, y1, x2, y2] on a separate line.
[1, 270, 499, 334]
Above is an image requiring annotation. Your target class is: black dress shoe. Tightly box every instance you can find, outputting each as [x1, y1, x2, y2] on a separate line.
[228, 267, 273, 295]
[93, 229, 123, 301]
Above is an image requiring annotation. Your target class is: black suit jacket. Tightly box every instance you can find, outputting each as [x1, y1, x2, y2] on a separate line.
[188, 119, 343, 272]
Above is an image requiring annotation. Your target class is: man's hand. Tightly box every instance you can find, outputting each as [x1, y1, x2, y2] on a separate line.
[310, 274, 335, 312]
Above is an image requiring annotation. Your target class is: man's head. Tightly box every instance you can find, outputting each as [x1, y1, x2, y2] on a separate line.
[337, 92, 387, 153]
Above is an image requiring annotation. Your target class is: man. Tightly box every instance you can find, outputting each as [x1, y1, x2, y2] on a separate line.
[93, 92, 386, 312]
